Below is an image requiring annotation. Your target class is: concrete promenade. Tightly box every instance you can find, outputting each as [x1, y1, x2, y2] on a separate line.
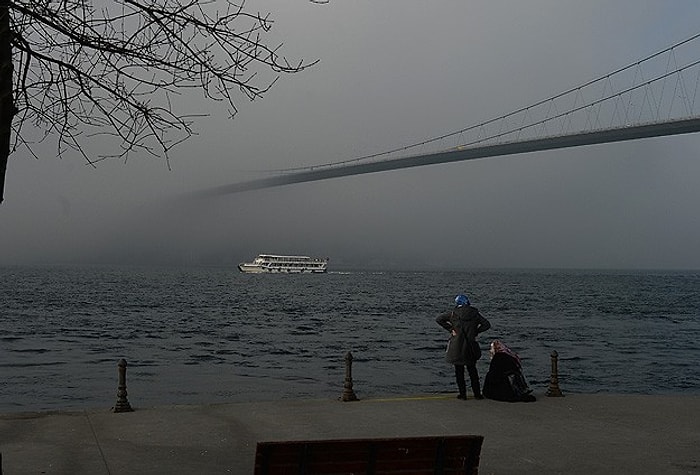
[1, 392, 699, 474]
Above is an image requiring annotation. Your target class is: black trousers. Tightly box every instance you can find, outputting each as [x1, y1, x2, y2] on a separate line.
[455, 363, 481, 397]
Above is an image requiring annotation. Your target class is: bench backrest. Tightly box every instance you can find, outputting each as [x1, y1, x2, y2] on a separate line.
[254, 435, 483, 474]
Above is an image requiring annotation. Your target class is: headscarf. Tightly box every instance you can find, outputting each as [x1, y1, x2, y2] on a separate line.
[489, 339, 521, 366]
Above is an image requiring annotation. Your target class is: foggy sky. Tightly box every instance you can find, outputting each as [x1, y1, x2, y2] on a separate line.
[2, 1, 700, 270]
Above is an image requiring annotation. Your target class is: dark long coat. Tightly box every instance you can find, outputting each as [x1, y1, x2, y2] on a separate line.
[436, 305, 491, 365]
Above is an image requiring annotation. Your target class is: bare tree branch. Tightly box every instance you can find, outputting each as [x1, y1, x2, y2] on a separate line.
[0, 0, 320, 202]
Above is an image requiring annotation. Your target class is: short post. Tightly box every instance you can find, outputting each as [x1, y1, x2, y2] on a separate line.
[341, 351, 359, 402]
[546, 350, 564, 397]
[113, 358, 134, 412]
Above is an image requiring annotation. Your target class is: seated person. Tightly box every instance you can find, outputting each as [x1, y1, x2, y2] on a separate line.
[483, 340, 536, 402]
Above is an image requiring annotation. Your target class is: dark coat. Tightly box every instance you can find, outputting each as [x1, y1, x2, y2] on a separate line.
[483, 353, 536, 402]
[436, 305, 491, 365]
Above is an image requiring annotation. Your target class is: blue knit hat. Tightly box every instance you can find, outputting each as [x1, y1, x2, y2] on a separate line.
[455, 294, 470, 306]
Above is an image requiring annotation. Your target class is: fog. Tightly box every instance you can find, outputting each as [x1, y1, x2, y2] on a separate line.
[2, 1, 700, 270]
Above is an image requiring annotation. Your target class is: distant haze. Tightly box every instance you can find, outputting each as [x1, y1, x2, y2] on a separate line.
[2, 1, 700, 270]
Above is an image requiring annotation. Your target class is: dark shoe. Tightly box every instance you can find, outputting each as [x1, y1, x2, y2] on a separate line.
[474, 394, 484, 400]
[457, 394, 467, 400]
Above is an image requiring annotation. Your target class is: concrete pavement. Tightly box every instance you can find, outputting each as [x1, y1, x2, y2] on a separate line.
[1, 392, 699, 474]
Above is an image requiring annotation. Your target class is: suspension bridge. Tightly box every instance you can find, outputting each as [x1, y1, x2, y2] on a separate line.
[196, 32, 700, 197]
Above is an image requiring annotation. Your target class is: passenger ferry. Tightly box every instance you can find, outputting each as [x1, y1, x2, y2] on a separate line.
[238, 254, 329, 274]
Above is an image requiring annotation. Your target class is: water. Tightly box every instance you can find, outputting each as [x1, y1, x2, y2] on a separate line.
[1, 266, 699, 413]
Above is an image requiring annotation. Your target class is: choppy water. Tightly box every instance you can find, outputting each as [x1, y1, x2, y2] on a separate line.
[1, 266, 699, 413]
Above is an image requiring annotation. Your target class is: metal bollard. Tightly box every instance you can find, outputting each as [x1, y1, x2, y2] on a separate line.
[113, 358, 134, 412]
[341, 351, 359, 402]
[546, 350, 564, 397]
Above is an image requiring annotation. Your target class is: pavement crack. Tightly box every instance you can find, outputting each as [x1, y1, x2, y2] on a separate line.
[85, 411, 112, 475]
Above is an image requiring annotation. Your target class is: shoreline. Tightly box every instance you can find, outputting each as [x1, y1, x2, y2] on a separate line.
[2, 392, 699, 474]
[4, 387, 700, 417]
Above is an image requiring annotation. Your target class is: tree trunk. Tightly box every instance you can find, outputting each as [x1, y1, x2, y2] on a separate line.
[0, 1, 14, 204]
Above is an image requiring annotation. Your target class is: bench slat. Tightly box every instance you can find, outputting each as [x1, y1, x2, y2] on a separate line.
[254, 435, 483, 475]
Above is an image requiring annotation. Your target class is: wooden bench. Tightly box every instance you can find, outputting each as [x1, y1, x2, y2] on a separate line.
[254, 434, 484, 474]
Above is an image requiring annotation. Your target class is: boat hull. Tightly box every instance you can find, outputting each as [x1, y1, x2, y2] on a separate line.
[238, 266, 327, 274]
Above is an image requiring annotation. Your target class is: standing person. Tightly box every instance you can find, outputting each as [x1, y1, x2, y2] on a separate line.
[436, 294, 491, 400]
